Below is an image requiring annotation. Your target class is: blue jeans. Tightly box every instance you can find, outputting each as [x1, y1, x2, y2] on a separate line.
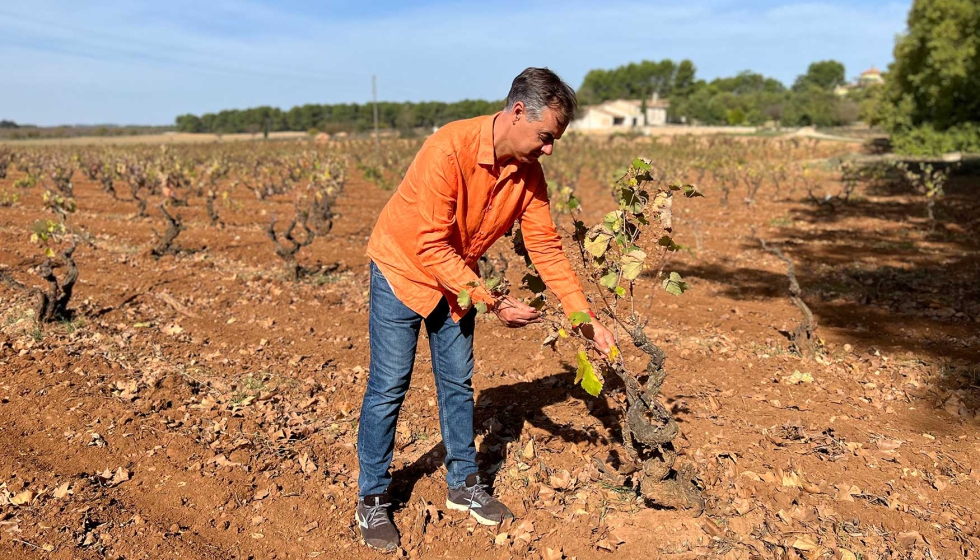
[357, 261, 478, 497]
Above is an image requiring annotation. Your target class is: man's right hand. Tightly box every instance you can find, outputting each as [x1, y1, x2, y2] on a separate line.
[492, 295, 542, 328]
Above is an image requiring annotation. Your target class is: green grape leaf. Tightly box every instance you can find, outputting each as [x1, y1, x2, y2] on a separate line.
[522, 273, 546, 294]
[528, 295, 546, 311]
[631, 158, 652, 172]
[618, 187, 650, 214]
[575, 350, 603, 397]
[682, 184, 704, 198]
[662, 271, 689, 296]
[485, 276, 501, 291]
[475, 301, 488, 315]
[599, 270, 618, 290]
[567, 195, 580, 211]
[657, 235, 683, 252]
[457, 289, 471, 309]
[603, 211, 622, 233]
[620, 250, 647, 281]
[615, 286, 627, 298]
[569, 311, 592, 327]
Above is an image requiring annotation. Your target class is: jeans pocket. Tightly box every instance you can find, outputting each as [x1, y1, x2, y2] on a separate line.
[370, 262, 398, 300]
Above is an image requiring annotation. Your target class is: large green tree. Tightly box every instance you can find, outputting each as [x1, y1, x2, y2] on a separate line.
[876, 0, 980, 153]
[576, 59, 698, 105]
[792, 60, 846, 92]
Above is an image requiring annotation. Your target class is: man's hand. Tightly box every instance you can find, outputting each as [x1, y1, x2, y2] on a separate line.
[492, 296, 541, 328]
[577, 318, 616, 355]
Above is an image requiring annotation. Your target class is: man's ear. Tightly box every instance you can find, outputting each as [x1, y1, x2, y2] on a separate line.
[511, 101, 525, 123]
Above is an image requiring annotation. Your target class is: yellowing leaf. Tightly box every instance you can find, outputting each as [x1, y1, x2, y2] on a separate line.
[584, 227, 613, 258]
[558, 328, 568, 338]
[609, 345, 620, 361]
[620, 250, 646, 281]
[457, 288, 471, 309]
[575, 350, 603, 397]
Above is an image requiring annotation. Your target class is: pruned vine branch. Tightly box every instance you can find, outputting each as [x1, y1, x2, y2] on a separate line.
[758, 237, 818, 359]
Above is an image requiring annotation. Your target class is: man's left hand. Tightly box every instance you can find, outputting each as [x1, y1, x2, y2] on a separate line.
[578, 319, 616, 355]
[492, 296, 542, 328]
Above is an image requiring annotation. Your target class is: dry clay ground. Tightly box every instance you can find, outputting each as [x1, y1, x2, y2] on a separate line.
[1, 148, 979, 559]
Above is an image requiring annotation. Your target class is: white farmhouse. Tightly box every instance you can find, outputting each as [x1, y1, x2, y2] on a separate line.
[570, 93, 670, 132]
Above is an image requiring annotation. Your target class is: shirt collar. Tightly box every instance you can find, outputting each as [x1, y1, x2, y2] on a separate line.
[477, 112, 500, 167]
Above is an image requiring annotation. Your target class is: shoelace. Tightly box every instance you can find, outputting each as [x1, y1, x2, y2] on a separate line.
[466, 482, 494, 509]
[363, 502, 391, 528]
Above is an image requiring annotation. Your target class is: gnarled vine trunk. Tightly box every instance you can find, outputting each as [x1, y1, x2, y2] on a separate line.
[608, 324, 704, 515]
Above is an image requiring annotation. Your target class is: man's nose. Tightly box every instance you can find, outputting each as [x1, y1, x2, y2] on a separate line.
[541, 143, 553, 156]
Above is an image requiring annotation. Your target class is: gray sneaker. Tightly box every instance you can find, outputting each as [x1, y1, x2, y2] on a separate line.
[355, 493, 399, 551]
[446, 473, 515, 526]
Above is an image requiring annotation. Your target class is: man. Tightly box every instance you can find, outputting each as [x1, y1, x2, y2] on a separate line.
[357, 67, 615, 551]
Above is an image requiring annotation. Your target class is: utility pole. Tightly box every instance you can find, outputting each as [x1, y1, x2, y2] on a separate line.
[372, 75, 380, 166]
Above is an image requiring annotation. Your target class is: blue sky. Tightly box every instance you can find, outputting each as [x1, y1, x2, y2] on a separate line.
[0, 0, 910, 126]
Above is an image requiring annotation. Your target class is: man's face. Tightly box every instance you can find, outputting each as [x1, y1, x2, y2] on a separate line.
[512, 103, 567, 164]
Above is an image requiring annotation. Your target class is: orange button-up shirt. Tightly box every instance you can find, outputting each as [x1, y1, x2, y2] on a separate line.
[366, 112, 590, 322]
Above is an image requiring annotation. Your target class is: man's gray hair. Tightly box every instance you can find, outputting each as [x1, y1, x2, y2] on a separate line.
[504, 67, 577, 127]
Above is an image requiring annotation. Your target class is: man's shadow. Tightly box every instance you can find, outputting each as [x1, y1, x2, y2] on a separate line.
[388, 363, 633, 505]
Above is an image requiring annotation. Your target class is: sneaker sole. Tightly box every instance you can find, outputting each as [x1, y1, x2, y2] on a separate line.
[445, 499, 502, 526]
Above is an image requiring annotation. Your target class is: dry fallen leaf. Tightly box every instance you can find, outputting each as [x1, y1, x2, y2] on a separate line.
[791, 536, 819, 551]
[740, 471, 763, 482]
[10, 490, 34, 506]
[522, 439, 535, 460]
[53, 482, 72, 499]
[299, 453, 318, 475]
[781, 470, 802, 488]
[897, 530, 924, 548]
[542, 547, 564, 560]
[595, 538, 617, 551]
[783, 371, 814, 385]
[110, 467, 131, 486]
[708, 395, 722, 412]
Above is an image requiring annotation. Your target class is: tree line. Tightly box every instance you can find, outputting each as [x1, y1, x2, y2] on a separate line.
[578, 58, 862, 128]
[174, 59, 864, 135]
[174, 99, 502, 136]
